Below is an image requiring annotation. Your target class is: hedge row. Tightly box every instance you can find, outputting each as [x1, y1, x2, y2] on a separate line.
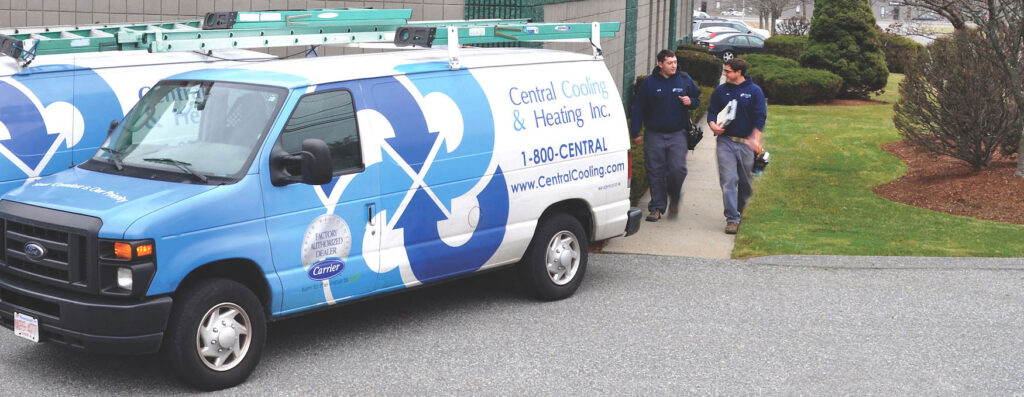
[676, 43, 709, 53]
[675, 49, 723, 87]
[743, 54, 842, 105]
[763, 35, 808, 61]
[878, 31, 924, 73]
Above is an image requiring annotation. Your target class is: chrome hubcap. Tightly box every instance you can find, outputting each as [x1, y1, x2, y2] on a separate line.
[545, 231, 580, 286]
[196, 302, 251, 372]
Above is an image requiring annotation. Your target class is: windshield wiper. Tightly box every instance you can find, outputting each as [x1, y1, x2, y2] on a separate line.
[98, 147, 125, 171]
[142, 158, 209, 183]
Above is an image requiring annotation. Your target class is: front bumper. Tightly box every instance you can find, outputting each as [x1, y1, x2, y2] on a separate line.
[624, 207, 642, 236]
[0, 275, 171, 355]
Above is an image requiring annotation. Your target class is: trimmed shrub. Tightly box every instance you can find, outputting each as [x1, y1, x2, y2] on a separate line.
[756, 67, 842, 105]
[676, 43, 709, 53]
[743, 53, 800, 70]
[742, 54, 842, 104]
[764, 35, 808, 61]
[800, 0, 888, 98]
[676, 49, 723, 87]
[692, 84, 714, 121]
[878, 31, 924, 74]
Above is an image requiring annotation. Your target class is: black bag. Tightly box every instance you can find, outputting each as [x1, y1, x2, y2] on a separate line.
[678, 71, 702, 151]
[687, 124, 703, 150]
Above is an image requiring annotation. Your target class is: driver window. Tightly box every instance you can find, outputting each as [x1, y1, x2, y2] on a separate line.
[280, 89, 363, 173]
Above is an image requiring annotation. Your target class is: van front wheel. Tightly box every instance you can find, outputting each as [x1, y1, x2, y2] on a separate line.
[164, 278, 266, 391]
[518, 213, 589, 301]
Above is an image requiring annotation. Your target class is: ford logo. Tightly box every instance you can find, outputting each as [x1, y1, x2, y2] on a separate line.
[307, 259, 344, 281]
[24, 242, 46, 261]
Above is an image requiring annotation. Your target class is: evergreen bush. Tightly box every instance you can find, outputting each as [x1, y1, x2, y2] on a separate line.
[800, 0, 888, 98]
[676, 49, 724, 87]
[756, 67, 842, 105]
[742, 54, 842, 104]
[878, 31, 924, 74]
[676, 43, 709, 53]
[743, 54, 800, 70]
[764, 35, 808, 61]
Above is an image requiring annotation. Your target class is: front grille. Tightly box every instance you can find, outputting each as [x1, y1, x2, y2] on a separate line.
[0, 201, 101, 293]
[4, 219, 85, 284]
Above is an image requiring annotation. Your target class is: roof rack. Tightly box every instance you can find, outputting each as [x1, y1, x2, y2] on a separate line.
[0, 8, 620, 70]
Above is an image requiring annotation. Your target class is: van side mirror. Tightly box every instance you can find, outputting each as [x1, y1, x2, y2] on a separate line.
[299, 139, 333, 185]
[270, 138, 334, 186]
[107, 120, 119, 137]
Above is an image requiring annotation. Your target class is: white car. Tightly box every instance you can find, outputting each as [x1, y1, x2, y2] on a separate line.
[693, 19, 769, 39]
[723, 18, 771, 38]
[694, 11, 710, 19]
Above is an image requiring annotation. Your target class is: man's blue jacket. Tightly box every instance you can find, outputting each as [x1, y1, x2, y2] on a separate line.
[706, 78, 767, 139]
[630, 66, 701, 139]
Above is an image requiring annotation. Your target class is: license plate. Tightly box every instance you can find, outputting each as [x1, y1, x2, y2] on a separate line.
[14, 312, 39, 343]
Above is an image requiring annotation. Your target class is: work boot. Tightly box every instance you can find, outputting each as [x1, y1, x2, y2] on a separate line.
[724, 222, 739, 234]
[646, 208, 662, 222]
[667, 196, 680, 219]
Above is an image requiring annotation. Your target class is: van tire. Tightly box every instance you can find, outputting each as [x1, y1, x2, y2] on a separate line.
[164, 278, 266, 391]
[518, 213, 588, 301]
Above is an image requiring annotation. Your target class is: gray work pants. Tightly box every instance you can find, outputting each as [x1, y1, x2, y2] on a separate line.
[716, 136, 754, 223]
[644, 130, 688, 211]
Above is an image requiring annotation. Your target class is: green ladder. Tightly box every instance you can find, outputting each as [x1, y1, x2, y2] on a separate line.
[0, 8, 620, 70]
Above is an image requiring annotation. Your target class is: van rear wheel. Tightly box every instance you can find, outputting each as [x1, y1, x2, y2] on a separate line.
[164, 278, 266, 391]
[518, 213, 588, 301]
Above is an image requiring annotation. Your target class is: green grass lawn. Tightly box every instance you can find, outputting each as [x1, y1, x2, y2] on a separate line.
[734, 74, 1024, 258]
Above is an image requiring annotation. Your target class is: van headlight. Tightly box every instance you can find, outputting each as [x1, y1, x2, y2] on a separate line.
[99, 239, 157, 297]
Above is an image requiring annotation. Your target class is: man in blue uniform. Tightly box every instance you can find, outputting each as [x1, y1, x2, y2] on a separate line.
[707, 58, 767, 234]
[630, 49, 702, 222]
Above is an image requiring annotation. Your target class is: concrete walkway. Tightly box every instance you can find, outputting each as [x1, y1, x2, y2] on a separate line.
[603, 115, 736, 258]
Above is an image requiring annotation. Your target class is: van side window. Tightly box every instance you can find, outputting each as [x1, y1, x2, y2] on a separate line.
[280, 89, 363, 173]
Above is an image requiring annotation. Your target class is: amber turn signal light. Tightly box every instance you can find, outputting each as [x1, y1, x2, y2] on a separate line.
[114, 242, 132, 260]
[136, 244, 153, 257]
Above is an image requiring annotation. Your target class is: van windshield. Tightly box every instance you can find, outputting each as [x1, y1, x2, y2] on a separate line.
[88, 80, 286, 183]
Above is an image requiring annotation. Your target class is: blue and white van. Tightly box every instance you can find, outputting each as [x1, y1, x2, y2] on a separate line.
[0, 45, 274, 195]
[0, 47, 642, 389]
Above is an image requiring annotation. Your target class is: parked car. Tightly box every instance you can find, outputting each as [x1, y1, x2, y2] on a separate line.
[693, 19, 767, 39]
[912, 11, 942, 20]
[694, 11, 710, 19]
[692, 26, 742, 43]
[699, 33, 766, 61]
[723, 18, 771, 38]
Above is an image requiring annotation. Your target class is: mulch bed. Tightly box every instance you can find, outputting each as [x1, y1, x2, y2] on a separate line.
[874, 140, 1024, 225]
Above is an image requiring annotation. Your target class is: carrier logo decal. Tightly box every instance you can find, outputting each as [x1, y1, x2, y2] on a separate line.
[0, 66, 122, 177]
[307, 259, 345, 281]
[301, 213, 352, 281]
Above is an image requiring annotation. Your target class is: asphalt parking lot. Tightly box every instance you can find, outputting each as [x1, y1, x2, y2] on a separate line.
[3, 253, 1024, 395]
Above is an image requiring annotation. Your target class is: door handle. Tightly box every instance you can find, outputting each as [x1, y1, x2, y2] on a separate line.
[367, 203, 375, 226]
